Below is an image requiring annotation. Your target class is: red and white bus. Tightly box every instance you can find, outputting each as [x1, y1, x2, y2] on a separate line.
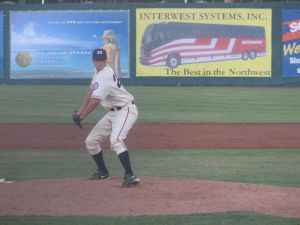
[139, 22, 266, 68]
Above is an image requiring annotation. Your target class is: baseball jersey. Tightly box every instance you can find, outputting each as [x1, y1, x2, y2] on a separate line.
[90, 65, 134, 110]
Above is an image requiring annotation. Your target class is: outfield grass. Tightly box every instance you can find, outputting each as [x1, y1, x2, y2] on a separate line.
[0, 85, 300, 123]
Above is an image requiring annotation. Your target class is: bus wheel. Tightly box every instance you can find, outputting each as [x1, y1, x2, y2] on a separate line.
[167, 54, 181, 68]
[249, 50, 257, 59]
[242, 50, 249, 60]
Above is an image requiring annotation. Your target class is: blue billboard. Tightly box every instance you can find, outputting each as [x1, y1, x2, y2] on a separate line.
[10, 11, 129, 79]
[282, 9, 300, 77]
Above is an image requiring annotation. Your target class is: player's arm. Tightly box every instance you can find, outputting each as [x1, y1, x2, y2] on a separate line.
[72, 89, 100, 128]
[77, 88, 93, 115]
[80, 97, 100, 120]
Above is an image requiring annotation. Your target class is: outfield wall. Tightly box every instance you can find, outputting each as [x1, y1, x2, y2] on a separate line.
[0, 2, 300, 86]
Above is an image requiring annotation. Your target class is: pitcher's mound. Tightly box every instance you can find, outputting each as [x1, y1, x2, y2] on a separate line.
[0, 177, 299, 218]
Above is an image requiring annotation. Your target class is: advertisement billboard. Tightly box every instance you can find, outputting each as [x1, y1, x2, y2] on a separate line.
[282, 9, 300, 77]
[10, 10, 129, 79]
[136, 8, 272, 77]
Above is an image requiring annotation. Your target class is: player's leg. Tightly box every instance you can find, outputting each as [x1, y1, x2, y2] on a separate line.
[86, 114, 112, 179]
[110, 105, 139, 186]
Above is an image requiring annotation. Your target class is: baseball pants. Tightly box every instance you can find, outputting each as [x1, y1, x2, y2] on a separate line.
[86, 103, 138, 156]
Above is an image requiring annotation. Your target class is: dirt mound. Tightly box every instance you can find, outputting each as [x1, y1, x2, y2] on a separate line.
[0, 177, 299, 218]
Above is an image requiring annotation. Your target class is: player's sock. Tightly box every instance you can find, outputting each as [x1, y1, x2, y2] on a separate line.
[92, 151, 108, 173]
[118, 151, 133, 175]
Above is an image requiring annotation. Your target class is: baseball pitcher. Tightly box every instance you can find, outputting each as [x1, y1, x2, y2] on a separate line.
[73, 48, 139, 187]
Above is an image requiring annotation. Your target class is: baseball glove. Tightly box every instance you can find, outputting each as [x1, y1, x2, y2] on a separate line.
[72, 111, 83, 129]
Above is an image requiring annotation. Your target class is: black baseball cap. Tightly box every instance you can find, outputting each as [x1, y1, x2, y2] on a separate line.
[92, 48, 107, 61]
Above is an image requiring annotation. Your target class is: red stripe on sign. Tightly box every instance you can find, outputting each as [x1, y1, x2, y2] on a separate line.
[282, 32, 300, 42]
[282, 20, 300, 42]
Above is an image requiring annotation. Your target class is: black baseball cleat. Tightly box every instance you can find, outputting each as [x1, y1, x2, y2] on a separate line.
[122, 174, 140, 187]
[88, 170, 109, 180]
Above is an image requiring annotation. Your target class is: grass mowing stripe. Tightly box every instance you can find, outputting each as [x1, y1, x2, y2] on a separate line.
[0, 212, 300, 225]
[1, 86, 300, 123]
[0, 149, 299, 187]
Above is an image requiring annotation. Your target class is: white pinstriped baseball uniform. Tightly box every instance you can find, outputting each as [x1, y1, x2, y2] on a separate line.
[85, 65, 138, 156]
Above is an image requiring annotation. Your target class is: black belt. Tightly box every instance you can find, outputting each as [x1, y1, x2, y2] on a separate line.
[110, 101, 134, 111]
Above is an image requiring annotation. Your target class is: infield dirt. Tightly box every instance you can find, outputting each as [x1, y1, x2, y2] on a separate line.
[1, 123, 300, 150]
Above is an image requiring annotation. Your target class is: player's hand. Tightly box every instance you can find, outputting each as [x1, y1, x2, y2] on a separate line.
[72, 110, 83, 129]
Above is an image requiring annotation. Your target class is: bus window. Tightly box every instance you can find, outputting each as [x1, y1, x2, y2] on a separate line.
[153, 31, 165, 45]
[142, 25, 155, 46]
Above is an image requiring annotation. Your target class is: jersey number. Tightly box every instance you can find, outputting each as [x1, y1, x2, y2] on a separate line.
[113, 74, 121, 88]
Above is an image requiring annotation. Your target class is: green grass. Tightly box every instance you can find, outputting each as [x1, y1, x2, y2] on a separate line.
[1, 211, 300, 225]
[1, 149, 299, 187]
[1, 85, 300, 123]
